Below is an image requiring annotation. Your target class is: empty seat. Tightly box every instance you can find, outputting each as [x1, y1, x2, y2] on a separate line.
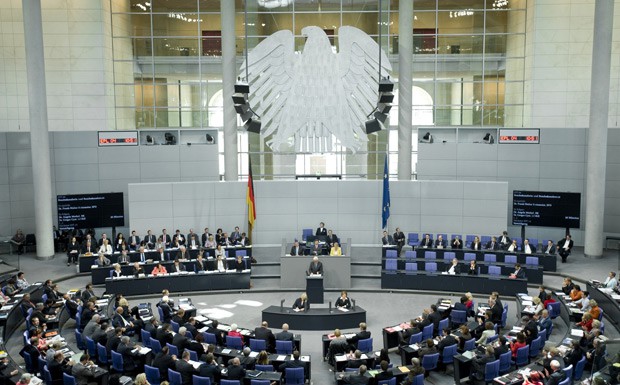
[464, 253, 476, 261]
[425, 262, 437, 272]
[504, 255, 517, 264]
[405, 263, 418, 272]
[443, 251, 455, 260]
[386, 250, 397, 258]
[483, 254, 496, 262]
[385, 259, 398, 271]
[407, 233, 419, 246]
[404, 251, 416, 260]
[488, 266, 501, 275]
[525, 256, 539, 266]
[424, 251, 436, 259]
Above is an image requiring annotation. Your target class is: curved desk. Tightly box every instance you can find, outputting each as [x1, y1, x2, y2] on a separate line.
[261, 305, 366, 331]
[105, 271, 251, 295]
[79, 246, 253, 273]
[586, 282, 620, 326]
[90, 257, 251, 285]
[381, 271, 528, 296]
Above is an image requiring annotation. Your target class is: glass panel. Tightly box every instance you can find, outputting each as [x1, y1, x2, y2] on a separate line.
[412, 0, 437, 11]
[484, 34, 506, 54]
[343, 0, 380, 12]
[413, 11, 437, 29]
[486, 10, 509, 33]
[152, 0, 198, 13]
[152, 37, 200, 56]
[504, 34, 525, 57]
[113, 37, 152, 57]
[294, 13, 341, 36]
[294, 1, 340, 12]
[199, 0, 221, 12]
[437, 10, 481, 35]
[436, 60, 483, 79]
[111, 13, 149, 37]
[342, 12, 379, 35]
[436, 34, 483, 54]
[254, 13, 294, 36]
[438, 0, 485, 10]
[152, 13, 201, 37]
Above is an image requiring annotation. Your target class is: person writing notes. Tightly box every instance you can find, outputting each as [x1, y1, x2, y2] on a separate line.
[293, 293, 309, 312]
[308, 256, 323, 275]
[330, 242, 342, 256]
[509, 263, 526, 279]
[335, 291, 352, 310]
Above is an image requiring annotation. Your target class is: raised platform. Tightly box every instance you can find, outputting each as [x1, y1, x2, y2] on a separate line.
[261, 305, 366, 330]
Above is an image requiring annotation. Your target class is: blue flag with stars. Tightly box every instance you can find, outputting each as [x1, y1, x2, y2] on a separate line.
[382, 155, 390, 229]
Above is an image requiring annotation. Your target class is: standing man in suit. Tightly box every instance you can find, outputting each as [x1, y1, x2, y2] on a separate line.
[308, 257, 323, 275]
[161, 229, 171, 249]
[381, 231, 394, 246]
[326, 230, 339, 251]
[557, 234, 573, 263]
[201, 228, 212, 247]
[316, 222, 327, 237]
[144, 230, 157, 249]
[175, 351, 198, 385]
[419, 234, 433, 248]
[498, 231, 511, 250]
[172, 229, 185, 246]
[290, 240, 303, 256]
[543, 240, 557, 255]
[128, 231, 140, 251]
[486, 236, 499, 251]
[254, 321, 276, 352]
[230, 227, 242, 244]
[276, 323, 295, 342]
[393, 227, 406, 255]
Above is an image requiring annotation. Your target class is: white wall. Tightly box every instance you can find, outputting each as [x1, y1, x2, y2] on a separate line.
[128, 180, 509, 245]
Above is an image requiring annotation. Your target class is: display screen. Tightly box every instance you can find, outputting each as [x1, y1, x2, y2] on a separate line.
[98, 131, 139, 146]
[57, 193, 125, 231]
[498, 129, 540, 144]
[512, 190, 581, 228]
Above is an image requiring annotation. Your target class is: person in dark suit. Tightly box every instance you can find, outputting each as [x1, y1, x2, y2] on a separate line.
[170, 259, 186, 273]
[486, 236, 499, 251]
[489, 298, 503, 325]
[427, 304, 442, 335]
[335, 291, 352, 310]
[451, 236, 463, 249]
[419, 234, 433, 248]
[175, 351, 197, 385]
[418, 338, 438, 360]
[66, 237, 80, 266]
[225, 357, 246, 381]
[117, 336, 141, 373]
[184, 317, 198, 338]
[276, 323, 295, 342]
[62, 294, 79, 319]
[467, 260, 478, 275]
[543, 240, 557, 255]
[437, 328, 457, 353]
[546, 360, 567, 385]
[309, 239, 324, 256]
[493, 336, 510, 359]
[195, 254, 207, 272]
[48, 352, 72, 385]
[445, 258, 461, 275]
[156, 323, 174, 346]
[326, 230, 339, 249]
[345, 351, 365, 369]
[557, 235, 573, 263]
[144, 318, 159, 339]
[292, 294, 309, 312]
[71, 354, 97, 385]
[172, 327, 191, 355]
[132, 262, 145, 277]
[522, 239, 536, 254]
[198, 353, 219, 384]
[201, 228, 212, 247]
[144, 230, 157, 249]
[254, 321, 276, 352]
[279, 351, 308, 381]
[290, 240, 303, 256]
[153, 346, 176, 381]
[498, 231, 511, 250]
[160, 229, 171, 249]
[308, 257, 323, 275]
[158, 298, 175, 323]
[393, 228, 405, 254]
[205, 320, 224, 346]
[470, 236, 483, 251]
[469, 346, 495, 381]
[381, 231, 394, 246]
[316, 222, 327, 237]
[454, 296, 468, 312]
[128, 231, 140, 251]
[350, 322, 371, 346]
[435, 234, 447, 248]
[510, 264, 527, 279]
[341, 364, 369, 385]
[228, 347, 255, 370]
[106, 327, 123, 354]
[374, 360, 393, 382]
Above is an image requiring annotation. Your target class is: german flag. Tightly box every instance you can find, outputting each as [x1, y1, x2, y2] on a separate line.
[247, 157, 257, 233]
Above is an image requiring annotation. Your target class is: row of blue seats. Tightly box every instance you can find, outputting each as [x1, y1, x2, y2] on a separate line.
[385, 250, 541, 265]
[385, 261, 524, 275]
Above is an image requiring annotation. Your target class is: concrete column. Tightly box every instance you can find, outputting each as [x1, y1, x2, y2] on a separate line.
[584, 0, 614, 258]
[221, 0, 238, 181]
[397, 0, 413, 180]
[22, 0, 54, 259]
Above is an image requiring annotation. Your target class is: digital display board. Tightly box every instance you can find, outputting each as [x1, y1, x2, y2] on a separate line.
[57, 193, 125, 231]
[98, 131, 138, 146]
[512, 190, 581, 228]
[499, 129, 540, 144]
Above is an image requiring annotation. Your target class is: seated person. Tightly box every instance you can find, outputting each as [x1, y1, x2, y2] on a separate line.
[326, 230, 339, 249]
[445, 258, 461, 275]
[543, 240, 556, 255]
[467, 260, 478, 275]
[381, 231, 394, 246]
[170, 259, 186, 273]
[95, 253, 110, 267]
[117, 250, 130, 265]
[437, 328, 457, 353]
[330, 242, 342, 256]
[498, 231, 511, 249]
[603, 271, 617, 289]
[435, 235, 447, 248]
[234, 255, 245, 271]
[486, 236, 499, 250]
[451, 236, 463, 249]
[335, 291, 351, 310]
[293, 293, 309, 312]
[151, 262, 167, 276]
[132, 262, 145, 277]
[375, 360, 393, 383]
[111, 264, 123, 278]
[290, 240, 303, 256]
[418, 338, 438, 360]
[470, 236, 483, 251]
[419, 234, 433, 248]
[308, 239, 324, 256]
[470, 346, 495, 381]
[507, 239, 519, 252]
[509, 263, 526, 279]
[523, 239, 536, 254]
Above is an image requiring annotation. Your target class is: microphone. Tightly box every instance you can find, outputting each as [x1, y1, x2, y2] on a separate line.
[280, 299, 285, 312]
[352, 299, 356, 310]
[329, 301, 332, 313]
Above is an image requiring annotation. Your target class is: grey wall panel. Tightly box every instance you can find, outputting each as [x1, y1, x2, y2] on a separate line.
[52, 132, 97, 148]
[462, 217, 500, 235]
[6, 133, 30, 150]
[605, 198, 620, 216]
[606, 181, 620, 198]
[97, 179, 131, 195]
[130, 201, 174, 219]
[297, 181, 338, 198]
[99, 163, 140, 180]
[54, 148, 97, 165]
[260, 197, 298, 213]
[390, 197, 421, 215]
[8, 149, 32, 167]
[172, 182, 214, 200]
[497, 161, 540, 178]
[130, 219, 172, 234]
[0, 185, 9, 202]
[179, 161, 219, 180]
[140, 177, 182, 184]
[608, 164, 620, 181]
[10, 201, 34, 218]
[55, 181, 100, 195]
[458, 144, 498, 161]
[0, 152, 7, 168]
[606, 145, 620, 164]
[420, 216, 463, 234]
[539, 145, 585, 162]
[172, 200, 207, 217]
[462, 199, 506, 217]
[420, 181, 464, 198]
[0, 134, 6, 150]
[418, 143, 458, 160]
[128, 183, 173, 202]
[337, 197, 378, 214]
[214, 182, 245, 199]
[538, 178, 584, 192]
[54, 164, 99, 182]
[463, 182, 505, 200]
[9, 183, 33, 202]
[604, 215, 620, 233]
[420, 198, 464, 216]
[539, 162, 585, 179]
[0, 203, 10, 220]
[540, 129, 586, 145]
[297, 198, 339, 214]
[0, 168, 8, 185]
[9, 167, 32, 184]
[140, 146, 180, 163]
[98, 147, 140, 164]
[417, 160, 457, 177]
[214, 199, 246, 217]
[179, 146, 218, 161]
[140, 162, 180, 179]
[497, 145, 540, 161]
[457, 160, 498, 178]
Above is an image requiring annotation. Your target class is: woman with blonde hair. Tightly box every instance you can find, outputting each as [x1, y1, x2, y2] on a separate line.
[135, 373, 150, 385]
[293, 293, 309, 312]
